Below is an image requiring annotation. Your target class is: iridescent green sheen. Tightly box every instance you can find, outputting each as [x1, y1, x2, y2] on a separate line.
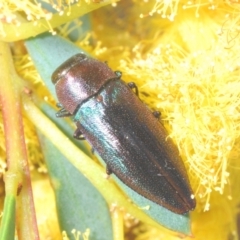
[74, 79, 195, 214]
[52, 54, 196, 214]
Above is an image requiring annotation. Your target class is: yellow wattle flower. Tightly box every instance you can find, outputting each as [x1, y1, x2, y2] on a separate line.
[1, 0, 240, 239]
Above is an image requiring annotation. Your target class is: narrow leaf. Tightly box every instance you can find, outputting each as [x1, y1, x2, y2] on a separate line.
[25, 34, 192, 234]
[0, 196, 16, 240]
[38, 131, 113, 240]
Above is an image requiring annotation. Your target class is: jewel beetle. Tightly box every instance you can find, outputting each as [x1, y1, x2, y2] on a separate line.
[52, 53, 196, 214]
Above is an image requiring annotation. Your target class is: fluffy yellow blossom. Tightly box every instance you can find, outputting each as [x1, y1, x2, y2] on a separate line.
[0, 0, 240, 240]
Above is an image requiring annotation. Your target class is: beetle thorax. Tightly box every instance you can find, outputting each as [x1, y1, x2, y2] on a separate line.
[52, 53, 118, 114]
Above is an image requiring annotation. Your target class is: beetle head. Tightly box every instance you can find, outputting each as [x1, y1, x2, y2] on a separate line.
[52, 53, 117, 114]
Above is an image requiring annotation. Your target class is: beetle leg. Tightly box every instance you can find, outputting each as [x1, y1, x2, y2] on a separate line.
[153, 111, 161, 119]
[128, 82, 139, 97]
[106, 165, 113, 175]
[73, 127, 85, 140]
[56, 102, 63, 108]
[114, 71, 122, 78]
[56, 108, 72, 118]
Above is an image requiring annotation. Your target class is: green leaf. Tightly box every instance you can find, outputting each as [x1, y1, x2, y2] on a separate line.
[26, 32, 113, 239]
[25, 33, 192, 234]
[38, 131, 113, 240]
[115, 177, 191, 233]
[0, 195, 16, 240]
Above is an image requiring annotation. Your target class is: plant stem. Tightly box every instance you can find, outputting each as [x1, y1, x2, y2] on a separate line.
[0, 42, 39, 240]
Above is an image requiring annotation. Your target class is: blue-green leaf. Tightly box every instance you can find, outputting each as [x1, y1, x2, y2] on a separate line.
[26, 33, 113, 240]
[38, 131, 113, 240]
[25, 33, 192, 234]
